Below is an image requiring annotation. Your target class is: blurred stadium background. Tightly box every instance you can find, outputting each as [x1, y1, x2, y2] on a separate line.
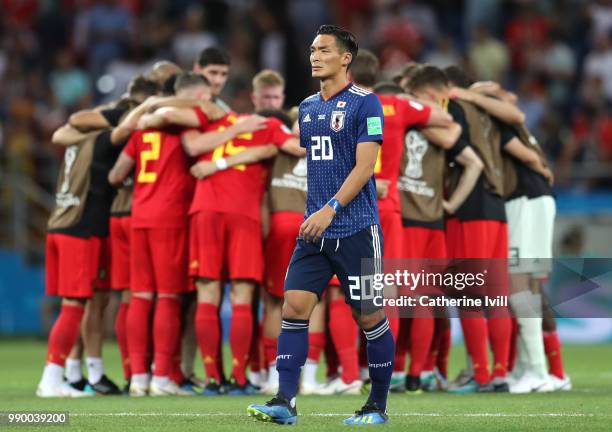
[0, 0, 611, 344]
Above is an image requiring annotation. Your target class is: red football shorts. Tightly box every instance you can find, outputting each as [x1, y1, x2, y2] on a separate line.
[402, 226, 447, 259]
[445, 218, 509, 298]
[110, 216, 131, 290]
[264, 211, 302, 298]
[130, 226, 190, 294]
[445, 218, 508, 259]
[380, 210, 402, 259]
[189, 211, 263, 283]
[46, 233, 107, 298]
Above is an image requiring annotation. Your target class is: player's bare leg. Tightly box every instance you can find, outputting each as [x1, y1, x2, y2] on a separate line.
[228, 279, 256, 394]
[260, 290, 282, 394]
[301, 299, 326, 394]
[81, 288, 120, 394]
[195, 279, 224, 394]
[180, 295, 203, 385]
[37, 298, 93, 397]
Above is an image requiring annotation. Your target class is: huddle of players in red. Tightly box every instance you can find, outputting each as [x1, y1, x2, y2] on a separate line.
[36, 45, 569, 398]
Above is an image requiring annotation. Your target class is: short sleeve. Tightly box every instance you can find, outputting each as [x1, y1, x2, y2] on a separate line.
[356, 93, 384, 144]
[101, 107, 127, 127]
[401, 98, 432, 128]
[122, 131, 140, 159]
[192, 107, 210, 130]
[498, 121, 519, 148]
[446, 101, 470, 161]
[268, 118, 295, 148]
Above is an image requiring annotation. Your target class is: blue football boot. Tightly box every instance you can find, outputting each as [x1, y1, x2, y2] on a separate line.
[343, 401, 389, 425]
[247, 394, 297, 425]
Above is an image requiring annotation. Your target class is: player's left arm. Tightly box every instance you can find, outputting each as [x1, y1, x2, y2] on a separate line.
[300, 94, 383, 242]
[108, 152, 135, 185]
[280, 137, 306, 157]
[450, 87, 525, 125]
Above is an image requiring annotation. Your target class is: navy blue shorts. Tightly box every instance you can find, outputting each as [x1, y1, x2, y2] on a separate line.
[284, 224, 384, 314]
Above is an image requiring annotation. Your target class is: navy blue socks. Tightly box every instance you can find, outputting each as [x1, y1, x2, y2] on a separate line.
[364, 318, 394, 412]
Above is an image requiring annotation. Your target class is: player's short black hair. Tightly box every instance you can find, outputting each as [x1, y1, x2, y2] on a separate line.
[350, 49, 379, 87]
[196, 46, 231, 68]
[174, 72, 211, 93]
[316, 24, 359, 69]
[443, 65, 473, 88]
[409, 65, 449, 92]
[373, 81, 404, 95]
[128, 75, 159, 99]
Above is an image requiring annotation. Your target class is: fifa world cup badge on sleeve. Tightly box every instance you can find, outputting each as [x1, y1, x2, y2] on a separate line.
[367, 117, 382, 135]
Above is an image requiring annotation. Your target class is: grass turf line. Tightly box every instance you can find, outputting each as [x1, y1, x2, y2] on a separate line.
[0, 339, 611, 431]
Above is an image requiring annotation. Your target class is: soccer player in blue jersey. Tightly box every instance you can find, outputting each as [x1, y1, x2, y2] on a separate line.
[247, 25, 394, 426]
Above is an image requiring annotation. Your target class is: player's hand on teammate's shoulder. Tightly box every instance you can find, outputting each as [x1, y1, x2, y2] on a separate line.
[190, 161, 218, 180]
[233, 114, 269, 134]
[299, 205, 336, 242]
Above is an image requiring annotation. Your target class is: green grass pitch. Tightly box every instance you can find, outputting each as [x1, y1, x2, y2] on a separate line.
[1, 339, 611, 431]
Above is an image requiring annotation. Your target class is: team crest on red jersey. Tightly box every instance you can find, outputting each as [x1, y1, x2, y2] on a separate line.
[330, 111, 345, 132]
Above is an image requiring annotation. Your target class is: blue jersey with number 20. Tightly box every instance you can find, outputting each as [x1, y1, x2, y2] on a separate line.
[298, 83, 384, 238]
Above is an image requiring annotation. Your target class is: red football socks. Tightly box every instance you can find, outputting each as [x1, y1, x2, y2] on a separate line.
[307, 331, 325, 362]
[195, 302, 221, 382]
[543, 330, 565, 378]
[230, 304, 253, 385]
[263, 336, 278, 368]
[153, 297, 181, 377]
[460, 316, 490, 384]
[127, 296, 153, 374]
[114, 301, 130, 380]
[409, 316, 434, 376]
[46, 304, 84, 366]
[488, 316, 511, 378]
[329, 299, 359, 383]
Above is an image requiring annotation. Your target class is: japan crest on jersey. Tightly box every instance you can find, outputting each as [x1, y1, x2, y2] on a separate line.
[330, 111, 345, 132]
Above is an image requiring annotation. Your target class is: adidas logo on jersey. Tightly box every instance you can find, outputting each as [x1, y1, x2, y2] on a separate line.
[303, 113, 311, 123]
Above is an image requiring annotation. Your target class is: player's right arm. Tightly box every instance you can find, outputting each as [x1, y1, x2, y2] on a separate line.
[108, 133, 137, 185]
[421, 122, 462, 149]
[504, 137, 553, 185]
[110, 97, 160, 144]
[52, 124, 91, 146]
[442, 102, 484, 215]
[182, 114, 268, 157]
[444, 146, 484, 215]
[69, 110, 110, 131]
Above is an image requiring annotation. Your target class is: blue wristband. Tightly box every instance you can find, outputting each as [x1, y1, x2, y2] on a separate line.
[327, 198, 343, 213]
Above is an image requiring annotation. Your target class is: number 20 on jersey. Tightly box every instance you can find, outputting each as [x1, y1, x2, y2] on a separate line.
[311, 136, 333, 160]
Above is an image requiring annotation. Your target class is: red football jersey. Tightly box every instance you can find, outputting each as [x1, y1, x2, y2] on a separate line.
[189, 113, 294, 223]
[375, 94, 431, 213]
[124, 125, 199, 228]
